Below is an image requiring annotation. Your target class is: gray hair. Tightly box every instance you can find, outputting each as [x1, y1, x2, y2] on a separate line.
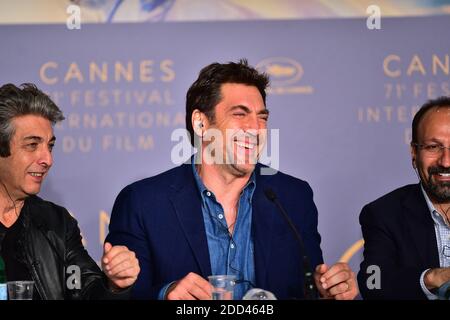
[0, 83, 65, 157]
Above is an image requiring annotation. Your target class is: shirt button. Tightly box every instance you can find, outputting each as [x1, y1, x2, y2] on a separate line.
[230, 244, 235, 249]
[218, 214, 224, 219]
[206, 191, 211, 197]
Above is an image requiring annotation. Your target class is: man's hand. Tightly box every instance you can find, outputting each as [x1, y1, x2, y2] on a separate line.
[166, 272, 212, 300]
[102, 242, 140, 291]
[424, 267, 450, 290]
[314, 263, 358, 300]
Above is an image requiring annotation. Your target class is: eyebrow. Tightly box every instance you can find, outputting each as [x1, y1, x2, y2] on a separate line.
[230, 105, 270, 115]
[421, 138, 445, 144]
[23, 135, 56, 143]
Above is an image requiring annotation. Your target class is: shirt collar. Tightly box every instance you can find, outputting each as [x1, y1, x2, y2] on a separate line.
[420, 184, 446, 224]
[191, 153, 256, 199]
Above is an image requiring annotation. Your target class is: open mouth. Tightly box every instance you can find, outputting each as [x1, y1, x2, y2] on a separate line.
[234, 141, 256, 150]
[233, 133, 258, 150]
[29, 172, 45, 178]
[432, 172, 450, 183]
[435, 173, 450, 181]
[429, 166, 450, 180]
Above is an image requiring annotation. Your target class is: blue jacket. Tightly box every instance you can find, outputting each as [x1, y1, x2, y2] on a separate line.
[106, 163, 323, 299]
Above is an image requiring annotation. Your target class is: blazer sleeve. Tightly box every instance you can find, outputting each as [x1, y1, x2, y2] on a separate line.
[106, 185, 163, 299]
[357, 204, 427, 299]
[300, 182, 324, 269]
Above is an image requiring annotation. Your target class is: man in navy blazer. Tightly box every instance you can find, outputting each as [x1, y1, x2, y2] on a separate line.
[358, 97, 450, 299]
[106, 59, 358, 300]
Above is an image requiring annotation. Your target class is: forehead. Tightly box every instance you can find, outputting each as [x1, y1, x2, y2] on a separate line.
[11, 115, 54, 140]
[418, 107, 450, 140]
[218, 83, 265, 109]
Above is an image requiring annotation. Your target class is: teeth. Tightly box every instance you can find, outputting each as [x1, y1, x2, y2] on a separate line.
[235, 141, 255, 149]
[30, 173, 43, 177]
[439, 173, 450, 177]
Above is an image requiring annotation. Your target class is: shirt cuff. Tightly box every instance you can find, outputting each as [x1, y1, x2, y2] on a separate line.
[420, 269, 438, 300]
[157, 281, 176, 300]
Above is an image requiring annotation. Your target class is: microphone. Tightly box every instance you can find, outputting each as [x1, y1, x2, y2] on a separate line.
[438, 280, 450, 300]
[264, 188, 319, 300]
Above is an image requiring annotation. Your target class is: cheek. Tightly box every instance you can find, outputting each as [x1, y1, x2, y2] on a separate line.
[417, 159, 432, 175]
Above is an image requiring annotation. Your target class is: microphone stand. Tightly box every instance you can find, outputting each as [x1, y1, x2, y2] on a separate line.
[264, 188, 319, 300]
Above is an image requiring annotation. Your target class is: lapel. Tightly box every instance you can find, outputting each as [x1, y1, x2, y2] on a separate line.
[169, 164, 212, 277]
[252, 168, 277, 288]
[403, 184, 440, 268]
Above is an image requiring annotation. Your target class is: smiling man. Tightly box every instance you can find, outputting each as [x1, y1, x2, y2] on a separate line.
[358, 96, 450, 299]
[106, 59, 358, 300]
[0, 83, 140, 300]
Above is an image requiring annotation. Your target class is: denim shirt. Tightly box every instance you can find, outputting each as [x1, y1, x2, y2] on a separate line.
[192, 159, 256, 300]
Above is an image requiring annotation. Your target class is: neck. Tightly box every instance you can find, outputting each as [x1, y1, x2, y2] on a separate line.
[428, 193, 450, 224]
[197, 163, 251, 206]
[421, 184, 450, 217]
[432, 201, 450, 217]
[0, 199, 24, 228]
[0, 185, 25, 226]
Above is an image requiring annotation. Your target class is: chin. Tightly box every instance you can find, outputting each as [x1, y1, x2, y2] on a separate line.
[230, 163, 255, 176]
[25, 187, 42, 196]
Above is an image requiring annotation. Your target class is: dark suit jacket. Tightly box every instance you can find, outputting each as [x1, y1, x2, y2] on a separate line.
[357, 184, 440, 299]
[106, 163, 323, 300]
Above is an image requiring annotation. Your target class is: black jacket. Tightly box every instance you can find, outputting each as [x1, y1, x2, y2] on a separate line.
[16, 196, 128, 300]
[357, 184, 440, 299]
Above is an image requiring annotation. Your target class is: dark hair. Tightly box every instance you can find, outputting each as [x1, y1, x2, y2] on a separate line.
[185, 59, 270, 146]
[0, 83, 65, 157]
[411, 96, 450, 146]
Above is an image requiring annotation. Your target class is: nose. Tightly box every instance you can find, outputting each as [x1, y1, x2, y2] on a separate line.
[438, 147, 450, 168]
[38, 147, 53, 168]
